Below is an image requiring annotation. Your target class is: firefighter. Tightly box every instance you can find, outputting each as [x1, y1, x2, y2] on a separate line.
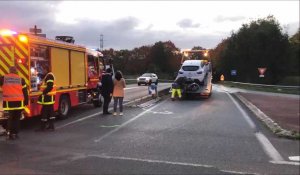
[36, 71, 56, 131]
[171, 77, 186, 101]
[0, 66, 28, 140]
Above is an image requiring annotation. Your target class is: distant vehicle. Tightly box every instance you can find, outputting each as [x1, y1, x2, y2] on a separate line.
[137, 73, 158, 85]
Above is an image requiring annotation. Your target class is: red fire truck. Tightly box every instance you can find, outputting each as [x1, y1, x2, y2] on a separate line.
[0, 29, 111, 123]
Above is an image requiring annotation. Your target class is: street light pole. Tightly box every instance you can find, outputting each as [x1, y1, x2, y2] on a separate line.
[100, 34, 103, 51]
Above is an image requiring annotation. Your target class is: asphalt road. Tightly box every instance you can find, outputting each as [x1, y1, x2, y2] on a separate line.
[0, 84, 299, 174]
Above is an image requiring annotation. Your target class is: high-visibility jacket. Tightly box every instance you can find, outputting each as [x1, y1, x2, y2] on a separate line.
[1, 73, 27, 110]
[37, 72, 57, 105]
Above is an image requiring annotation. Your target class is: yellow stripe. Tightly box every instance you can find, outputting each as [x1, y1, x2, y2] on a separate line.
[14, 40, 28, 55]
[24, 106, 30, 114]
[0, 51, 13, 68]
[17, 62, 29, 77]
[3, 47, 14, 66]
[0, 68, 5, 75]
[18, 73, 29, 85]
[14, 48, 24, 59]
[1, 37, 12, 44]
[0, 52, 10, 72]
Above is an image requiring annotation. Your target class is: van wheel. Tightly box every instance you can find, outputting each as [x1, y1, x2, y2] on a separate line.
[208, 85, 212, 97]
[58, 96, 70, 119]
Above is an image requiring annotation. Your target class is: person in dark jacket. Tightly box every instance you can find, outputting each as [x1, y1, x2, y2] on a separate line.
[0, 66, 28, 140]
[36, 71, 56, 131]
[100, 68, 114, 115]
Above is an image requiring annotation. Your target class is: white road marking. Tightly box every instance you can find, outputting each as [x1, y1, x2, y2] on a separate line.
[226, 91, 286, 163]
[255, 132, 284, 161]
[94, 100, 167, 143]
[289, 156, 300, 162]
[57, 101, 128, 129]
[67, 154, 254, 174]
[57, 89, 164, 130]
[226, 92, 256, 129]
[90, 154, 214, 168]
[270, 160, 300, 166]
[100, 125, 121, 128]
[125, 87, 139, 90]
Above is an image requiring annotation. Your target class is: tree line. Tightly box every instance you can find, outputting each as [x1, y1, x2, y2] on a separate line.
[210, 16, 299, 85]
[101, 41, 182, 79]
[102, 16, 299, 85]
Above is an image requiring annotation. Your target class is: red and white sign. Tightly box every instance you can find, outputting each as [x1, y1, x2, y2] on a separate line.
[258, 68, 267, 77]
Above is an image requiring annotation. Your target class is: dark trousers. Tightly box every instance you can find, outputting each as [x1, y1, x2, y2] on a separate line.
[102, 94, 112, 113]
[40, 104, 55, 128]
[113, 97, 124, 112]
[7, 110, 22, 135]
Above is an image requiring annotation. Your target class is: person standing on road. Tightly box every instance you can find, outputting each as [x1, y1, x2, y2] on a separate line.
[36, 71, 56, 131]
[148, 81, 157, 99]
[0, 66, 28, 140]
[101, 68, 114, 115]
[112, 71, 126, 116]
[171, 77, 186, 101]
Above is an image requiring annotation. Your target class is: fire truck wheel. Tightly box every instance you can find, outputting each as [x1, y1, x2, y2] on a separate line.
[58, 95, 70, 119]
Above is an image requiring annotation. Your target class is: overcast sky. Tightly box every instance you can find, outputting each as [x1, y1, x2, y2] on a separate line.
[0, 0, 299, 50]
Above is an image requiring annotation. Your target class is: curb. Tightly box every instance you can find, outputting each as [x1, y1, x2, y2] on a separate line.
[234, 93, 299, 139]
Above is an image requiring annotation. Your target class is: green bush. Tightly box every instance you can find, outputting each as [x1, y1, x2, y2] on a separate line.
[278, 76, 300, 86]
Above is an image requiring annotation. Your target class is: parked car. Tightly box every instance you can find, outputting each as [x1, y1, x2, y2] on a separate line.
[137, 73, 158, 85]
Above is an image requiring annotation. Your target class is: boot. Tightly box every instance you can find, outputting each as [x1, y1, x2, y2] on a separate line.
[46, 122, 55, 131]
[35, 122, 46, 132]
[6, 132, 16, 140]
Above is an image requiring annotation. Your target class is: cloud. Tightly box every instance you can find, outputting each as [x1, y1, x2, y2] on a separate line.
[0, 1, 60, 32]
[214, 15, 246, 22]
[0, 1, 245, 50]
[177, 19, 200, 28]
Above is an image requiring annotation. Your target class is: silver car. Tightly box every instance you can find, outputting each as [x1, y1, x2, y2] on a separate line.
[137, 73, 158, 85]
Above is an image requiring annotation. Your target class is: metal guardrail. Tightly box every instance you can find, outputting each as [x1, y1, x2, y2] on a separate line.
[125, 79, 173, 83]
[227, 81, 300, 89]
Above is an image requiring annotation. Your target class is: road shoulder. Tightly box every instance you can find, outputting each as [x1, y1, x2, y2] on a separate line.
[234, 92, 299, 139]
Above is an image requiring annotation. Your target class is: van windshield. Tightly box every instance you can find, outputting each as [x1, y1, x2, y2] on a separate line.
[182, 66, 199, 71]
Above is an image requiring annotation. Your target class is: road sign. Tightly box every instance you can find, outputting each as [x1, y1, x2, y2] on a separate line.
[258, 68, 267, 77]
[231, 70, 237, 76]
[36, 34, 46, 37]
[29, 25, 42, 34]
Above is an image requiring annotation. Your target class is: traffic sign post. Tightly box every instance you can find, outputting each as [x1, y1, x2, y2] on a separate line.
[29, 25, 42, 35]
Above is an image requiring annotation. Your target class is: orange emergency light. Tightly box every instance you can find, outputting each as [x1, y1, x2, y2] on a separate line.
[18, 35, 28, 43]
